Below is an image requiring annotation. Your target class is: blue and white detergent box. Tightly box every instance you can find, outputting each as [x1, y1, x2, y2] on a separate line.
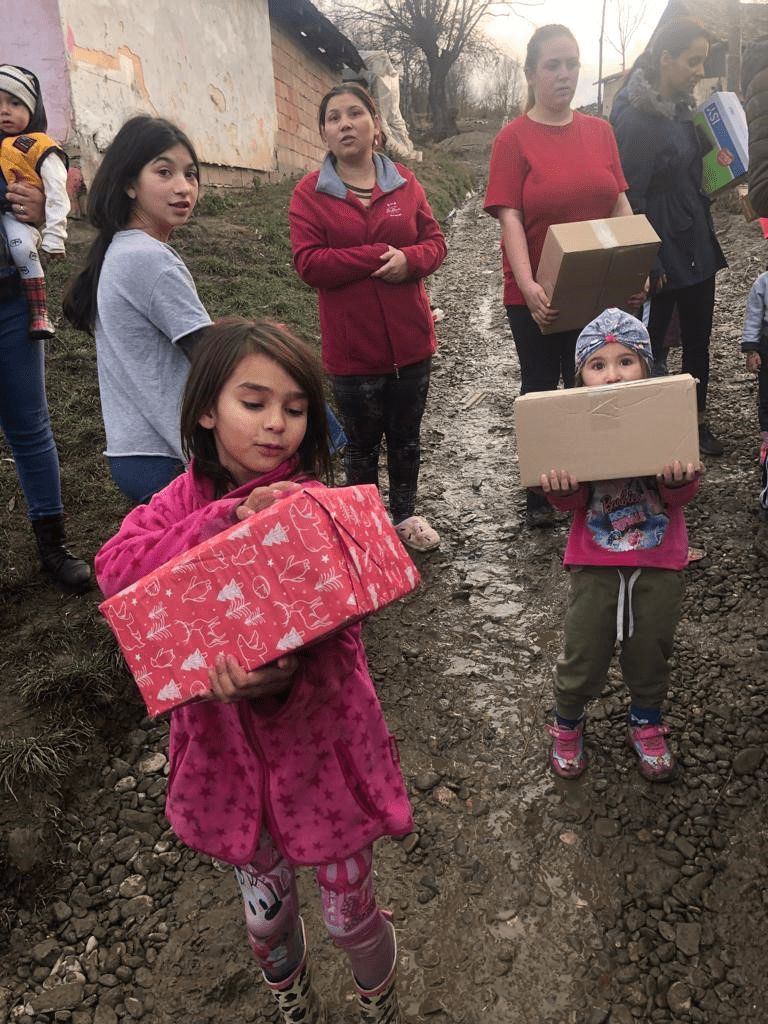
[694, 91, 748, 194]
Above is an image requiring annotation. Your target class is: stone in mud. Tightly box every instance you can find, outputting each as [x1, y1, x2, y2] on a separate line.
[414, 771, 441, 792]
[732, 747, 765, 775]
[419, 993, 447, 1015]
[93, 1004, 119, 1024]
[135, 752, 167, 774]
[606, 1006, 633, 1023]
[593, 818, 621, 838]
[666, 980, 692, 1014]
[119, 895, 153, 922]
[50, 900, 72, 924]
[27, 981, 85, 1013]
[532, 884, 552, 907]
[587, 1009, 609, 1024]
[675, 922, 701, 956]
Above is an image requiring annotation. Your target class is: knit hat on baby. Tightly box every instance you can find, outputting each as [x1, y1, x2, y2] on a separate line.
[575, 307, 654, 376]
[0, 66, 36, 115]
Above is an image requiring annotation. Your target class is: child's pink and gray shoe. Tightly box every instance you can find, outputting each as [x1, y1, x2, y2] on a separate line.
[546, 720, 586, 778]
[626, 722, 676, 781]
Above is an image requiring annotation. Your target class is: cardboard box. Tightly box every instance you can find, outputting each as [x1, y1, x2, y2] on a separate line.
[100, 485, 420, 717]
[514, 374, 699, 487]
[535, 215, 660, 334]
[695, 91, 748, 195]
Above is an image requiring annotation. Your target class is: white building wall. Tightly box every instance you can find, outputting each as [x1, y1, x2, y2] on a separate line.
[8, 0, 279, 183]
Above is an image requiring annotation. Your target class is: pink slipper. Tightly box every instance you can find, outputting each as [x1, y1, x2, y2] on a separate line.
[395, 515, 440, 552]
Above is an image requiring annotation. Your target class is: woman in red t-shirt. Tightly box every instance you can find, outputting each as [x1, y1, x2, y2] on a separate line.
[484, 24, 640, 527]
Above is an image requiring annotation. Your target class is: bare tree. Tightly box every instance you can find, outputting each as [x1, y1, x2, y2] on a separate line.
[326, 0, 541, 140]
[480, 52, 524, 123]
[606, 0, 648, 73]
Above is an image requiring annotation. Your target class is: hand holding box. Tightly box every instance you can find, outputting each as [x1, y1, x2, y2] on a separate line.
[101, 485, 420, 717]
[535, 215, 660, 335]
[514, 375, 699, 487]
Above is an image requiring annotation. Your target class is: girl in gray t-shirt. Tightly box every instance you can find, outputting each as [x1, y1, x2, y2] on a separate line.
[64, 115, 211, 504]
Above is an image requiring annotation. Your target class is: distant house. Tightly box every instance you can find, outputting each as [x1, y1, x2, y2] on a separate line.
[4, 0, 363, 187]
[602, 0, 768, 116]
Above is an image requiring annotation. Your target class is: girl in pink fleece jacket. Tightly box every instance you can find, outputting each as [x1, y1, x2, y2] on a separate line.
[95, 318, 412, 1024]
[539, 309, 701, 785]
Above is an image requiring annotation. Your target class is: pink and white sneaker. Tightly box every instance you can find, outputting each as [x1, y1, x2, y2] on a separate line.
[546, 720, 586, 778]
[626, 722, 676, 781]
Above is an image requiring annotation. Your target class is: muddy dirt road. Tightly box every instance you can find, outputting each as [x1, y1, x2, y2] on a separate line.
[4, 190, 768, 1024]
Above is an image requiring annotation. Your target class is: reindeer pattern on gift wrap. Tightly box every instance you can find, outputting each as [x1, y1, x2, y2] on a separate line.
[103, 487, 419, 714]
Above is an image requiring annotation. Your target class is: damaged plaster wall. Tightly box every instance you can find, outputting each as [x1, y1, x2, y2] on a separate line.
[6, 0, 279, 185]
[61, 0, 278, 183]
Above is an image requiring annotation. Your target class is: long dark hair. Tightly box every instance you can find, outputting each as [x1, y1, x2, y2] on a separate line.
[523, 24, 578, 112]
[181, 318, 334, 497]
[62, 115, 199, 334]
[625, 17, 710, 88]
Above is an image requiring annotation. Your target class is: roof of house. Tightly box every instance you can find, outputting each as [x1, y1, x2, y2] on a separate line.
[653, 0, 768, 44]
[269, 0, 364, 71]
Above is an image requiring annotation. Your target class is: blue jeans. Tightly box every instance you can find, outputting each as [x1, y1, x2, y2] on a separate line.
[0, 293, 63, 519]
[325, 402, 347, 454]
[108, 455, 185, 506]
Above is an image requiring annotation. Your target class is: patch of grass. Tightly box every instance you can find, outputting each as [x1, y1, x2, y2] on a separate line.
[13, 615, 130, 713]
[0, 729, 88, 797]
[402, 147, 476, 222]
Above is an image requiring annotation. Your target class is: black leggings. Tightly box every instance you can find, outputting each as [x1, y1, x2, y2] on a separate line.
[331, 358, 431, 523]
[647, 276, 717, 413]
[505, 304, 581, 394]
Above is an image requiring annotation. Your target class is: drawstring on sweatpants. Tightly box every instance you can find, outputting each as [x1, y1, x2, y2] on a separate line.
[615, 568, 642, 643]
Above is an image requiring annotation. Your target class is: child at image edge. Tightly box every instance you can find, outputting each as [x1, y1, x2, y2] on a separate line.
[541, 308, 701, 782]
[0, 65, 69, 337]
[95, 319, 412, 1024]
[741, 266, 768, 517]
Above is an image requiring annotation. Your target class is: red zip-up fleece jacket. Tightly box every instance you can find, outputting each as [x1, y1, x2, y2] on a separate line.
[95, 459, 414, 867]
[289, 153, 447, 376]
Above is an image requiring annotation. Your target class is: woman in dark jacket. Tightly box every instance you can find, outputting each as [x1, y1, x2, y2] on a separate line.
[742, 35, 768, 217]
[611, 17, 727, 456]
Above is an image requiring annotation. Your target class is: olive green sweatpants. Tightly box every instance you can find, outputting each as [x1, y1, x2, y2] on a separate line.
[554, 565, 685, 722]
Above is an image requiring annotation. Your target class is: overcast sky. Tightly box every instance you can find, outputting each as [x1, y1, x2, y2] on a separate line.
[485, 0, 671, 106]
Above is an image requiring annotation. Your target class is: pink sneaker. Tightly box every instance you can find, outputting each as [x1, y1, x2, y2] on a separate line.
[626, 723, 676, 781]
[546, 720, 586, 778]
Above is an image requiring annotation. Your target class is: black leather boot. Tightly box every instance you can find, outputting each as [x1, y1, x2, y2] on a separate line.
[32, 515, 92, 594]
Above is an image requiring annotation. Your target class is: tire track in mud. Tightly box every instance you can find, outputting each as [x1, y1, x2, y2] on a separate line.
[363, 194, 631, 1022]
[366, 195, 768, 1022]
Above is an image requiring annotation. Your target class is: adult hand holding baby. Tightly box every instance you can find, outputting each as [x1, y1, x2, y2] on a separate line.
[6, 180, 45, 226]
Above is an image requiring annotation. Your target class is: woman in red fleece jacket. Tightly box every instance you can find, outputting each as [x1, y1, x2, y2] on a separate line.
[289, 84, 446, 553]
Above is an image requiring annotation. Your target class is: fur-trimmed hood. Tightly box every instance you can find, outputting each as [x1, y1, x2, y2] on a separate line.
[622, 66, 695, 120]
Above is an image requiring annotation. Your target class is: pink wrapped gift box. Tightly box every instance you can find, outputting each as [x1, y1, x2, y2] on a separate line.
[100, 485, 420, 717]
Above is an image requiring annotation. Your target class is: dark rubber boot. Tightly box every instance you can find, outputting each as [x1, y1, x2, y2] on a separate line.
[32, 515, 92, 594]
